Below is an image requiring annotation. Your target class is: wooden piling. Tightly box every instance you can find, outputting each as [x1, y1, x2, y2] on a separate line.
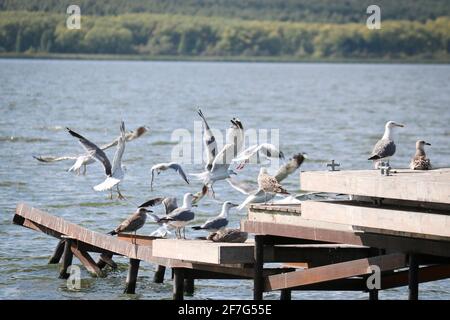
[254, 235, 264, 300]
[97, 253, 117, 270]
[173, 268, 185, 300]
[184, 277, 195, 296]
[153, 265, 166, 283]
[369, 289, 379, 300]
[280, 289, 291, 300]
[59, 239, 73, 279]
[49, 239, 65, 264]
[124, 258, 140, 294]
[408, 254, 419, 300]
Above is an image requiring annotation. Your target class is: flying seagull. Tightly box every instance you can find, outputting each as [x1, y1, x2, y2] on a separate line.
[150, 193, 195, 239]
[108, 206, 153, 244]
[192, 201, 238, 232]
[233, 143, 285, 170]
[198, 108, 217, 171]
[67, 121, 127, 199]
[368, 121, 404, 168]
[150, 162, 189, 191]
[257, 167, 289, 202]
[34, 126, 148, 175]
[229, 153, 306, 210]
[410, 140, 432, 170]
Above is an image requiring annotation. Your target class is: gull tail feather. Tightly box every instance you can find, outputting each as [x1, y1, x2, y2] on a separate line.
[93, 177, 120, 191]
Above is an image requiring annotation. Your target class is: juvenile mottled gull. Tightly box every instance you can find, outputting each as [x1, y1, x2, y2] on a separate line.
[257, 167, 289, 202]
[368, 121, 404, 168]
[207, 228, 248, 243]
[410, 140, 432, 170]
[150, 162, 189, 191]
[192, 201, 238, 232]
[67, 121, 127, 199]
[108, 207, 152, 243]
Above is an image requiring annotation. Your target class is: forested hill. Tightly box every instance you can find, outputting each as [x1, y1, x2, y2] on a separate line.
[1, 0, 450, 23]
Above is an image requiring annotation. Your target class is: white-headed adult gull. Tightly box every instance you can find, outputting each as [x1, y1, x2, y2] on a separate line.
[368, 121, 404, 168]
[192, 201, 238, 232]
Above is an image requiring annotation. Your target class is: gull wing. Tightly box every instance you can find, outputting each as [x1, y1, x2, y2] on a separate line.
[198, 108, 217, 171]
[67, 128, 112, 176]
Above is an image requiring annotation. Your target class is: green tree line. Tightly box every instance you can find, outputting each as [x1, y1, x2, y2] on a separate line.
[1, 0, 450, 23]
[1, 11, 449, 58]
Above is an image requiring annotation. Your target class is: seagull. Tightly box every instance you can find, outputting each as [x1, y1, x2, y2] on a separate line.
[150, 193, 195, 239]
[192, 201, 238, 232]
[108, 207, 152, 244]
[34, 126, 148, 175]
[198, 108, 217, 171]
[233, 143, 285, 170]
[257, 167, 289, 203]
[207, 228, 249, 243]
[150, 162, 189, 191]
[226, 118, 244, 151]
[67, 121, 126, 199]
[368, 121, 404, 168]
[228, 153, 305, 210]
[139, 196, 179, 216]
[410, 140, 432, 170]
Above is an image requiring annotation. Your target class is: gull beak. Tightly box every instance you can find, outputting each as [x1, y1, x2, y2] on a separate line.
[145, 209, 153, 213]
[425, 142, 431, 146]
[230, 203, 239, 208]
[395, 123, 405, 127]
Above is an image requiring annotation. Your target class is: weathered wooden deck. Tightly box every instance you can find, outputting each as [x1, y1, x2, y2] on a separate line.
[12, 168, 450, 300]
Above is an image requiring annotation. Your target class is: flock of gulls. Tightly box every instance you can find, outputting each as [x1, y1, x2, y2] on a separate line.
[34, 112, 432, 243]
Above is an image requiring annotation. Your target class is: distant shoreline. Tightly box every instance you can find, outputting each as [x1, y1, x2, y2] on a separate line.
[1, 53, 449, 64]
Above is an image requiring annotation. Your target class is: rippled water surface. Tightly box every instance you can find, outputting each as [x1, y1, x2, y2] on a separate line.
[1, 59, 449, 300]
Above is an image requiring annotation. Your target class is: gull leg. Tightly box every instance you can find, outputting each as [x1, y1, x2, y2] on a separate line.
[117, 185, 125, 200]
[109, 189, 113, 200]
[210, 185, 216, 199]
[83, 165, 87, 175]
[183, 227, 186, 240]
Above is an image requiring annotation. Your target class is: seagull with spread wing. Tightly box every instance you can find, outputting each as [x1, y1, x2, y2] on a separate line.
[150, 162, 189, 191]
[232, 143, 285, 170]
[34, 126, 148, 175]
[198, 108, 217, 171]
[67, 121, 127, 199]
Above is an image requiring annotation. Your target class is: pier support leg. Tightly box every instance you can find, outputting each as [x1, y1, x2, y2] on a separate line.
[184, 277, 195, 296]
[97, 253, 117, 270]
[173, 268, 185, 300]
[59, 240, 73, 279]
[124, 258, 140, 294]
[153, 265, 166, 283]
[369, 289, 379, 300]
[280, 289, 291, 300]
[49, 239, 65, 264]
[408, 254, 419, 300]
[254, 235, 264, 300]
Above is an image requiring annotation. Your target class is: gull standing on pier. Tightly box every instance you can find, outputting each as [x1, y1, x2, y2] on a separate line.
[150, 162, 189, 191]
[108, 206, 153, 243]
[368, 121, 404, 168]
[151, 193, 195, 239]
[410, 140, 432, 170]
[192, 201, 238, 233]
[34, 126, 148, 175]
[67, 121, 127, 199]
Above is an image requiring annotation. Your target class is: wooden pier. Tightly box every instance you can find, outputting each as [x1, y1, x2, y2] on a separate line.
[12, 168, 450, 300]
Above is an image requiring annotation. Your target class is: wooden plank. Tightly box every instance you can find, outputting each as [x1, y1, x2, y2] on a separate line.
[151, 239, 255, 264]
[173, 268, 185, 300]
[301, 200, 450, 241]
[242, 220, 450, 257]
[71, 245, 105, 277]
[15, 203, 153, 262]
[381, 264, 450, 289]
[264, 253, 407, 291]
[48, 240, 65, 264]
[59, 240, 73, 279]
[301, 168, 450, 204]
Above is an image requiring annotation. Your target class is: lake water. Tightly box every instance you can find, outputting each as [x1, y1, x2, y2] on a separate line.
[0, 59, 449, 300]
